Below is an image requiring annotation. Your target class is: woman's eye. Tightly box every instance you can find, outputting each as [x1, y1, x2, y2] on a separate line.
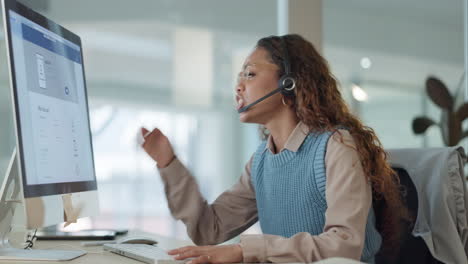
[244, 71, 256, 79]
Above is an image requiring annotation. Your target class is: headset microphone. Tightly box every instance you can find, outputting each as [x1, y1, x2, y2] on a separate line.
[237, 37, 296, 114]
[238, 88, 282, 113]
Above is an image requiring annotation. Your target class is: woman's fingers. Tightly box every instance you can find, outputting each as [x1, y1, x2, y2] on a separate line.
[142, 128, 161, 148]
[168, 245, 241, 263]
[145, 128, 159, 140]
[187, 255, 212, 264]
[167, 246, 193, 255]
[168, 246, 212, 261]
[174, 249, 199, 260]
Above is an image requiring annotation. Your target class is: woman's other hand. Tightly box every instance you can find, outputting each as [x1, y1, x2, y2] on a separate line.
[140, 127, 175, 168]
[168, 244, 243, 264]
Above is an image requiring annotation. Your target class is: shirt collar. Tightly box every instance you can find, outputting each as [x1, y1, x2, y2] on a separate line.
[265, 121, 309, 153]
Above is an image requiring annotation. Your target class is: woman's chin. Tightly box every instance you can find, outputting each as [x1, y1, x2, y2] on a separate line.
[239, 113, 257, 124]
[238, 112, 251, 123]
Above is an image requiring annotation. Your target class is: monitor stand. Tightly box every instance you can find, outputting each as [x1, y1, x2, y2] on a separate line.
[0, 149, 86, 261]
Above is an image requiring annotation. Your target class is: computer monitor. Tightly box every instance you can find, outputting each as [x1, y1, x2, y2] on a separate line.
[0, 0, 99, 260]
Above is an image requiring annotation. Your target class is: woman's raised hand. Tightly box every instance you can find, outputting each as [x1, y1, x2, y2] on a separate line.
[140, 127, 175, 168]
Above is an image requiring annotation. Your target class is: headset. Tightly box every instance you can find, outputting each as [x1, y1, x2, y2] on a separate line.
[237, 36, 297, 113]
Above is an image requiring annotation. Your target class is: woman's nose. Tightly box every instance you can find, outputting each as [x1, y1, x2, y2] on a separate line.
[235, 82, 244, 93]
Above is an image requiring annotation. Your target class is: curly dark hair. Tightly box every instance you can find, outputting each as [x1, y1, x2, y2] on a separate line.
[256, 34, 409, 255]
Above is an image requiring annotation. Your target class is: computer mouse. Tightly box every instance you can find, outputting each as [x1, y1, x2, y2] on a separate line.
[118, 236, 158, 245]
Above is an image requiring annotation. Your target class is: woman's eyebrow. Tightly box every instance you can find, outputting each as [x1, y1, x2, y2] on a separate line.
[242, 61, 276, 70]
[242, 62, 256, 70]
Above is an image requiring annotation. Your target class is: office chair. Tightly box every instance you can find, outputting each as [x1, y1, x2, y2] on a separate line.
[375, 147, 468, 264]
[374, 167, 442, 264]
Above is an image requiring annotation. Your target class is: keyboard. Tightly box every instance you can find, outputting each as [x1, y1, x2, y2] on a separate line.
[103, 243, 185, 264]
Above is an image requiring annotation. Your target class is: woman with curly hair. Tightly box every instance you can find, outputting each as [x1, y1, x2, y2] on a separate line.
[141, 34, 407, 264]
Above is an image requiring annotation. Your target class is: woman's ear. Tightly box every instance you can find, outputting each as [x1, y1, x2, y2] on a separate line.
[282, 96, 294, 107]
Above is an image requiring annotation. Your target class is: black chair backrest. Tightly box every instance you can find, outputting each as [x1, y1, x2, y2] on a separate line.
[374, 167, 442, 264]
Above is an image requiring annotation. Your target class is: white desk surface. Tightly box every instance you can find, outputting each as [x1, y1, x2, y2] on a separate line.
[5, 230, 363, 264]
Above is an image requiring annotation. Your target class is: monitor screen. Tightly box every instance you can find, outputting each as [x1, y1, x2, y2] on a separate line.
[5, 3, 97, 198]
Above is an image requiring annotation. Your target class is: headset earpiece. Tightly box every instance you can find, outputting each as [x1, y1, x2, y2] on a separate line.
[278, 37, 296, 97]
[278, 75, 296, 96]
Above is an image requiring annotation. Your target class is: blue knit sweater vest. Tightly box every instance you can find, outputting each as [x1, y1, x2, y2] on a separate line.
[251, 131, 382, 263]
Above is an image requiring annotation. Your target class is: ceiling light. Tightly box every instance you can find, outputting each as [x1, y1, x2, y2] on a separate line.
[360, 57, 372, 69]
[352, 84, 368, 102]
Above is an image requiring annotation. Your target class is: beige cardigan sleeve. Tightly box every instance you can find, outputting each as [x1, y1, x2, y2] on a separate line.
[158, 156, 258, 245]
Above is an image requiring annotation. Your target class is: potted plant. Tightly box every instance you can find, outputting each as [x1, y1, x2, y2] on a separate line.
[412, 76, 468, 147]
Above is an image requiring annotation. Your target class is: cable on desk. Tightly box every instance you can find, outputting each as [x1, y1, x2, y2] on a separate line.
[24, 229, 37, 249]
[44, 244, 104, 254]
[23, 230, 103, 254]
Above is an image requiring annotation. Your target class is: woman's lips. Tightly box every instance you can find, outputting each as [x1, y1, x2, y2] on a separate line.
[235, 95, 245, 111]
[236, 98, 245, 111]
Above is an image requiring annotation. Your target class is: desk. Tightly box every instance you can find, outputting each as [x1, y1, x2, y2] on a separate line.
[6, 230, 363, 264]
[7, 230, 192, 264]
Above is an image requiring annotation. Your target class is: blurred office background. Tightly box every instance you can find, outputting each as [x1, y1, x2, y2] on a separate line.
[0, 0, 465, 240]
